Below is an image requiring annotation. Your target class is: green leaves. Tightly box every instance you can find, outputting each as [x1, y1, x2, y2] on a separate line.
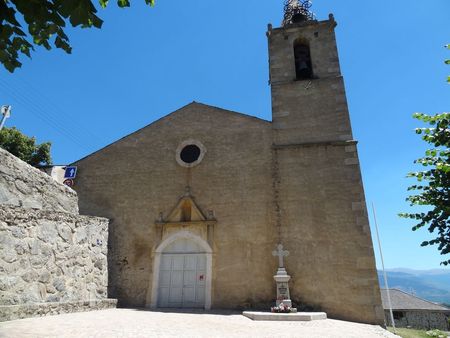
[0, 0, 155, 72]
[99, 0, 109, 8]
[117, 0, 131, 8]
[0, 127, 52, 166]
[447, 45, 450, 83]
[402, 112, 450, 266]
[99, 0, 154, 9]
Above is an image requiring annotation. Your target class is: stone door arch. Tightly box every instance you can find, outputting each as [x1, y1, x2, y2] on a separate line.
[148, 231, 212, 309]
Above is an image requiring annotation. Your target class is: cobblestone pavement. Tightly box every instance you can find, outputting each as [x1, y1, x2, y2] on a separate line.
[0, 309, 397, 338]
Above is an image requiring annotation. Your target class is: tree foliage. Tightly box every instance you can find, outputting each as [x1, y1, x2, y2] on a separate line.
[400, 112, 450, 266]
[447, 44, 450, 83]
[0, 0, 154, 72]
[0, 126, 52, 166]
[400, 45, 450, 266]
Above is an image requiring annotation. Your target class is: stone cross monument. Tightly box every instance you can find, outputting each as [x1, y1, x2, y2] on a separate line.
[273, 244, 289, 269]
[272, 244, 296, 311]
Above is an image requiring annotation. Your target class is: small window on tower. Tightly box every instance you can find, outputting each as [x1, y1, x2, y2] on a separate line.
[294, 39, 313, 80]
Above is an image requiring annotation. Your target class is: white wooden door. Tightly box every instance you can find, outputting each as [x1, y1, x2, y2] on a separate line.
[158, 253, 206, 308]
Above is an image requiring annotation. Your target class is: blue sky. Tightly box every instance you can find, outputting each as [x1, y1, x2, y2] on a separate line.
[0, 0, 449, 270]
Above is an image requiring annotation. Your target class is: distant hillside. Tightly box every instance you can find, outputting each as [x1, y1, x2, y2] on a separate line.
[378, 269, 450, 305]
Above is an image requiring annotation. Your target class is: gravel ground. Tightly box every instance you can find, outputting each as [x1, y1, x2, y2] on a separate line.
[0, 309, 398, 338]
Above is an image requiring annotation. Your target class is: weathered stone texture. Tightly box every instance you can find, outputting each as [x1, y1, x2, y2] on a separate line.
[73, 101, 382, 323]
[269, 21, 352, 146]
[0, 148, 78, 213]
[71, 16, 383, 326]
[269, 21, 341, 83]
[73, 104, 276, 310]
[268, 18, 383, 324]
[0, 299, 117, 322]
[0, 205, 110, 321]
[274, 145, 383, 323]
[271, 77, 353, 145]
[385, 310, 450, 331]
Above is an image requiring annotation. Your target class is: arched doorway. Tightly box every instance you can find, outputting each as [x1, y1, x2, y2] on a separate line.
[149, 231, 212, 309]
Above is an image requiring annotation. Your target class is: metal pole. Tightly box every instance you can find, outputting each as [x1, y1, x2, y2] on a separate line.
[372, 202, 396, 333]
[0, 115, 7, 131]
[0, 105, 11, 131]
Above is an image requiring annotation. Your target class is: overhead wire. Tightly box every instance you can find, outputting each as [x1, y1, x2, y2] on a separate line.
[0, 80, 91, 152]
[7, 74, 105, 144]
[0, 76, 104, 146]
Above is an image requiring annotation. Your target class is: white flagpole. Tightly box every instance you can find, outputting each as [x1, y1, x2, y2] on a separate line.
[371, 202, 396, 333]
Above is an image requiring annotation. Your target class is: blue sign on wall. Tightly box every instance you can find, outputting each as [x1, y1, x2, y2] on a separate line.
[64, 166, 77, 179]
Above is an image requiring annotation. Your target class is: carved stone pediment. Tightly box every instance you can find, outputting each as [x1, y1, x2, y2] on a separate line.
[155, 187, 216, 244]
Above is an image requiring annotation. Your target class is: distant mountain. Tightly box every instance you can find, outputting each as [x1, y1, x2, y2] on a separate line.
[378, 268, 450, 305]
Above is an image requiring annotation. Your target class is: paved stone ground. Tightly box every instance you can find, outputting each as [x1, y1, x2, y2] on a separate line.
[0, 309, 397, 338]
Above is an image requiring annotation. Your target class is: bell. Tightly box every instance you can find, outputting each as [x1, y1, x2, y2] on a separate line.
[291, 12, 307, 23]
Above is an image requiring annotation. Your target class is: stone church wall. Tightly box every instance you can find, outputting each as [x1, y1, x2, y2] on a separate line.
[71, 16, 383, 325]
[73, 103, 276, 310]
[73, 101, 383, 324]
[268, 18, 383, 324]
[274, 144, 383, 324]
[0, 149, 116, 321]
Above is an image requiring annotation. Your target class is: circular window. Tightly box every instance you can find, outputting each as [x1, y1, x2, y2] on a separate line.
[180, 145, 201, 164]
[176, 140, 206, 168]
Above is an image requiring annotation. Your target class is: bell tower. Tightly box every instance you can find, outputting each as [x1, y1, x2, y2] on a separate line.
[268, 1, 353, 145]
[267, 1, 384, 324]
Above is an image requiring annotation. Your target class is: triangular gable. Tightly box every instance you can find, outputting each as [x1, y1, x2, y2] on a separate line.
[166, 196, 207, 223]
[73, 101, 270, 166]
[156, 187, 216, 226]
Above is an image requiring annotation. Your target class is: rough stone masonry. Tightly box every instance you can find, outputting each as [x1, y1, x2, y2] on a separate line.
[71, 13, 384, 325]
[0, 148, 116, 321]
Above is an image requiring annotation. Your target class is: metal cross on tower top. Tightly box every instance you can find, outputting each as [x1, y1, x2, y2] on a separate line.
[282, 0, 315, 26]
[272, 244, 289, 268]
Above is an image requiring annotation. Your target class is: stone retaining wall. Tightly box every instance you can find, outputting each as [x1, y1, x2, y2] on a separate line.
[0, 148, 116, 321]
[0, 299, 117, 322]
[0, 148, 78, 213]
[0, 206, 111, 321]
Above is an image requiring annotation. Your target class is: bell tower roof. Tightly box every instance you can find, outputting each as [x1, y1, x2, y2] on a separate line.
[282, 0, 315, 26]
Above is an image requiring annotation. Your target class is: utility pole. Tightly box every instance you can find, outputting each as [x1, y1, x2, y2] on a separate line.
[0, 105, 12, 131]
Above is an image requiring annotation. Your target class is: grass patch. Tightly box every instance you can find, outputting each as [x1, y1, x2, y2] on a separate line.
[387, 327, 432, 338]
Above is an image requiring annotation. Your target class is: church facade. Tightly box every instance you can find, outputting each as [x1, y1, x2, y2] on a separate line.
[73, 4, 384, 324]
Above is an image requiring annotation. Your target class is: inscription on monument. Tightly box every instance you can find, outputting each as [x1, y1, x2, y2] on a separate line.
[278, 282, 288, 299]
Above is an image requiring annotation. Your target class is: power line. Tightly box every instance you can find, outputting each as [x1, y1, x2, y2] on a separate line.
[0, 81, 91, 152]
[0, 77, 100, 146]
[7, 75, 105, 144]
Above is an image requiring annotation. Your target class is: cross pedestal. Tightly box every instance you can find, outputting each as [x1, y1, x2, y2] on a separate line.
[272, 244, 296, 311]
[274, 272, 292, 307]
[242, 246, 327, 321]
